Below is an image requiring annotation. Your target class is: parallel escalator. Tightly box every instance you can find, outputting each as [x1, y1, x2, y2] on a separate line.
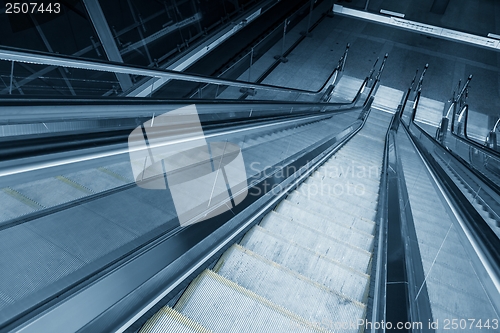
[397, 126, 499, 326]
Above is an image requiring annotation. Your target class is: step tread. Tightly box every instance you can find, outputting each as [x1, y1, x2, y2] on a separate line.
[263, 211, 373, 252]
[241, 226, 369, 303]
[140, 307, 213, 333]
[214, 244, 365, 330]
[175, 270, 327, 333]
[280, 194, 376, 234]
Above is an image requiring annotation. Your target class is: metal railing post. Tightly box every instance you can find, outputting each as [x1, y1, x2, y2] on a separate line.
[367, 57, 379, 83]
[339, 43, 349, 72]
[9, 60, 14, 95]
[364, 0, 370, 11]
[274, 19, 289, 63]
[400, 69, 418, 119]
[248, 47, 254, 82]
[305, 0, 315, 36]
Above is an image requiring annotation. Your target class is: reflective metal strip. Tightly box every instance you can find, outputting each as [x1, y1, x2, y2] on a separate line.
[333, 5, 500, 50]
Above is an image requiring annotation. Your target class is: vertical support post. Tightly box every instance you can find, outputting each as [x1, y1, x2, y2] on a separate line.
[306, 0, 314, 35]
[340, 43, 349, 72]
[400, 69, 418, 119]
[281, 21, 287, 56]
[364, 0, 371, 11]
[89, 36, 102, 56]
[248, 48, 254, 82]
[83, 0, 133, 92]
[486, 118, 499, 150]
[274, 19, 289, 63]
[487, 132, 497, 150]
[30, 14, 76, 96]
[438, 117, 449, 143]
[126, 0, 153, 65]
[9, 61, 14, 95]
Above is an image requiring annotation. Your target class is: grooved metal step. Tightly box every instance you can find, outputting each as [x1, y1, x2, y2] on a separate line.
[213, 244, 365, 332]
[287, 188, 377, 221]
[174, 270, 327, 333]
[241, 225, 370, 302]
[275, 198, 376, 236]
[141, 307, 213, 333]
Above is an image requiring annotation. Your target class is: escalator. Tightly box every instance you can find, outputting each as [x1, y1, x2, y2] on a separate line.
[138, 73, 500, 332]
[0, 107, 365, 324]
[397, 126, 499, 326]
[139, 108, 392, 333]
[2, 37, 500, 333]
[385, 76, 500, 331]
[0, 36, 385, 331]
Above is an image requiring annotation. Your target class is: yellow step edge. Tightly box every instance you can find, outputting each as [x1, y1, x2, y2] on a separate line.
[215, 243, 368, 308]
[263, 211, 373, 254]
[176, 269, 328, 333]
[56, 176, 94, 195]
[246, 225, 371, 277]
[97, 166, 131, 183]
[139, 306, 213, 333]
[2, 187, 45, 210]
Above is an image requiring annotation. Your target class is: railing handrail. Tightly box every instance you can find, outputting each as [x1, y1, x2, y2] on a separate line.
[363, 54, 388, 107]
[450, 129, 500, 161]
[492, 117, 500, 133]
[0, 46, 335, 97]
[399, 65, 427, 119]
[408, 98, 500, 186]
[405, 73, 500, 169]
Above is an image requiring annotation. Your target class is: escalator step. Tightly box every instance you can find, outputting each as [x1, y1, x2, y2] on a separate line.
[276, 198, 375, 236]
[241, 225, 370, 302]
[282, 192, 376, 234]
[174, 270, 326, 333]
[140, 306, 213, 333]
[294, 181, 378, 216]
[214, 244, 364, 332]
[262, 211, 373, 252]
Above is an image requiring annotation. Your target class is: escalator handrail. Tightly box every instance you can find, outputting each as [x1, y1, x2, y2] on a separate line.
[374, 106, 435, 332]
[449, 130, 500, 161]
[369, 102, 392, 332]
[413, 118, 500, 195]
[409, 88, 500, 194]
[0, 45, 342, 98]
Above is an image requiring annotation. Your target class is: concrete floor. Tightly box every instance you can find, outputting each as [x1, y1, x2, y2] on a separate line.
[254, 4, 500, 131]
[216, 0, 499, 139]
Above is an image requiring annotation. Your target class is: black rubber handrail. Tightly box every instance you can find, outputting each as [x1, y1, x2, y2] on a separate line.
[415, 120, 500, 193]
[407, 77, 500, 194]
[449, 130, 500, 161]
